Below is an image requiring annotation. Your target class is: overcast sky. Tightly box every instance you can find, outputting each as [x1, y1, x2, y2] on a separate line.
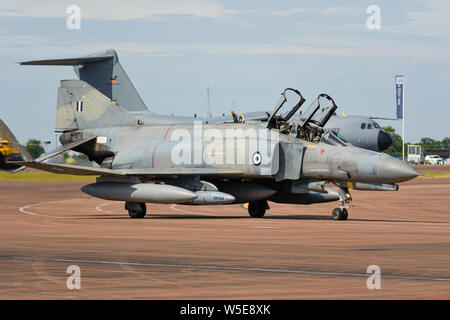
[0, 0, 449, 146]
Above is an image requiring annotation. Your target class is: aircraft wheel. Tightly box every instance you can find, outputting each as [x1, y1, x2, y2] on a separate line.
[248, 200, 268, 218]
[126, 202, 147, 219]
[332, 208, 348, 221]
[342, 208, 348, 220]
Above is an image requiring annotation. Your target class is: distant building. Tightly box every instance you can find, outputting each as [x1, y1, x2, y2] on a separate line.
[408, 145, 449, 164]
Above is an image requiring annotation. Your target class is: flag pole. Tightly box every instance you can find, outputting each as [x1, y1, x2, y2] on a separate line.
[402, 77, 405, 161]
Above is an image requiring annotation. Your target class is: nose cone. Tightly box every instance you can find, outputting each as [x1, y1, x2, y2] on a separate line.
[379, 157, 419, 183]
[378, 131, 392, 151]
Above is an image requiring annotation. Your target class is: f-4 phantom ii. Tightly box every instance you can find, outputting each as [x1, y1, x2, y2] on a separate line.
[16, 49, 418, 220]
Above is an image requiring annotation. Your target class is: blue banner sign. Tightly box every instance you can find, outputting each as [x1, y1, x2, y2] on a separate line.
[396, 75, 404, 119]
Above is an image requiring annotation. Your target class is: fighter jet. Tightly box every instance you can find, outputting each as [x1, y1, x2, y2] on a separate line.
[15, 50, 418, 220]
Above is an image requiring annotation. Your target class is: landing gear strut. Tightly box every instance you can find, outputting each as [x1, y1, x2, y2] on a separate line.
[332, 185, 352, 221]
[248, 200, 269, 218]
[125, 202, 147, 219]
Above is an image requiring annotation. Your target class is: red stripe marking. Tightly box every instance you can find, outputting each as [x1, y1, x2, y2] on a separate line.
[152, 126, 173, 168]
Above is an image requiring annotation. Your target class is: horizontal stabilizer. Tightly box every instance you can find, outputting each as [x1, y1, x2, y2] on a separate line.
[11, 161, 123, 176]
[33, 136, 98, 163]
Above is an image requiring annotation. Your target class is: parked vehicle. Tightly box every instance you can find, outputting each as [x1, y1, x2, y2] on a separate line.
[424, 154, 444, 165]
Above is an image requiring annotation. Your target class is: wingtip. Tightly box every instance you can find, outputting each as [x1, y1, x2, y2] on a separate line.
[10, 166, 27, 174]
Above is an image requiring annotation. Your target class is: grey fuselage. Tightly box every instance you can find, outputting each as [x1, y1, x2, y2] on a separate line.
[325, 115, 392, 152]
[68, 116, 416, 204]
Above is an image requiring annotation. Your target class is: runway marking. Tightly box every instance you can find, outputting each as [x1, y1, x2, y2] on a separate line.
[18, 198, 89, 219]
[169, 204, 191, 213]
[95, 203, 114, 214]
[169, 204, 219, 217]
[18, 198, 449, 227]
[250, 226, 282, 229]
[3, 255, 450, 284]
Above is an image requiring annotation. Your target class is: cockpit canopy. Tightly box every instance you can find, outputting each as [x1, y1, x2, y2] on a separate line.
[267, 88, 306, 130]
[295, 94, 337, 130]
[267, 88, 338, 143]
[320, 130, 348, 147]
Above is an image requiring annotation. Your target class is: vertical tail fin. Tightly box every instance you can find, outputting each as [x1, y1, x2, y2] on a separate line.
[21, 49, 149, 112]
[0, 119, 32, 161]
[56, 80, 137, 130]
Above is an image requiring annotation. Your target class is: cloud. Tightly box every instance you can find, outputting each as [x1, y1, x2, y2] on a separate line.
[0, 1, 448, 62]
[2, 35, 448, 62]
[273, 6, 360, 17]
[395, 0, 450, 40]
[0, 0, 236, 20]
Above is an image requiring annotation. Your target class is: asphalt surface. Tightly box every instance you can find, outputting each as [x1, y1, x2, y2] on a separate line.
[1, 173, 449, 299]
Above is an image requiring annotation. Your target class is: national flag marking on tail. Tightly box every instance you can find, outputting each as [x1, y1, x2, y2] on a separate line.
[76, 100, 83, 112]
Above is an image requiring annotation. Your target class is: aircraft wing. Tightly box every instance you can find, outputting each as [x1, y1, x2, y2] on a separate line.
[12, 161, 244, 178]
[120, 168, 244, 178]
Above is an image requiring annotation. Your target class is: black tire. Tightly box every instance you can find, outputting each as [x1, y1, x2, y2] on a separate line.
[332, 208, 347, 221]
[248, 200, 268, 218]
[342, 208, 348, 220]
[128, 209, 146, 219]
[127, 203, 147, 219]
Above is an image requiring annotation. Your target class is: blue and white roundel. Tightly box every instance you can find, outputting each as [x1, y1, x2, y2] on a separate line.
[252, 152, 262, 166]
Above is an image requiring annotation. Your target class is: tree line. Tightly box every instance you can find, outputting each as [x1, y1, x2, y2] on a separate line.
[383, 126, 450, 157]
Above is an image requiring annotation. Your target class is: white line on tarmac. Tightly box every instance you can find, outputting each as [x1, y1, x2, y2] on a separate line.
[95, 203, 114, 214]
[18, 198, 88, 219]
[3, 255, 450, 283]
[169, 204, 218, 217]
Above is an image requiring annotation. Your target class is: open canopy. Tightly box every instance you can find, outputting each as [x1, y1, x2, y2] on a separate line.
[267, 88, 306, 130]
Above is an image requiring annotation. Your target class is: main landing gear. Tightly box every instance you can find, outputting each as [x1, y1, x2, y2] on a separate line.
[248, 200, 269, 218]
[125, 202, 147, 219]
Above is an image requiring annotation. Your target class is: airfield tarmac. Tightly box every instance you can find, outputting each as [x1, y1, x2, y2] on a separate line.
[0, 167, 449, 299]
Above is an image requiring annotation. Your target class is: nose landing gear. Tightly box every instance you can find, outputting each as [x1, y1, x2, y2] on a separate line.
[332, 185, 352, 221]
[332, 207, 348, 220]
